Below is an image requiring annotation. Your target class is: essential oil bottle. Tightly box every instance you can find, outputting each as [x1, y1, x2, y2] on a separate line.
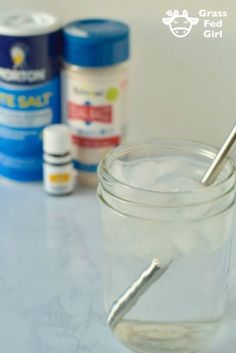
[43, 124, 75, 195]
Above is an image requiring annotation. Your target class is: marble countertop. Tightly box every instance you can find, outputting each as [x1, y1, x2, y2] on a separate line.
[0, 180, 235, 353]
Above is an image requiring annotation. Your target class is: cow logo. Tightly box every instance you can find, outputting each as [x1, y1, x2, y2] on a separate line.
[163, 10, 199, 38]
[10, 44, 27, 69]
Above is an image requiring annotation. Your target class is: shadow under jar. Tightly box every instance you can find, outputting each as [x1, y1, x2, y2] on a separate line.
[97, 139, 236, 353]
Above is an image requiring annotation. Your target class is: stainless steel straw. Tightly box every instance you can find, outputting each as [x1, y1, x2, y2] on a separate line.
[108, 259, 170, 330]
[108, 124, 236, 330]
[202, 125, 236, 186]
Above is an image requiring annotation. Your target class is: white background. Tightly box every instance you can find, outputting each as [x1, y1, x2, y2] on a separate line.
[2, 0, 236, 146]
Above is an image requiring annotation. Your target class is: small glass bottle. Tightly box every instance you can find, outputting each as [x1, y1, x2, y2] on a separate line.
[43, 124, 75, 195]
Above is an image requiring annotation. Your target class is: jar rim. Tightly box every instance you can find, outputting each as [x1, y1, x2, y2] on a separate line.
[98, 138, 236, 205]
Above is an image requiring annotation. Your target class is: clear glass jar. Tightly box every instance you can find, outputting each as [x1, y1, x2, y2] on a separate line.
[97, 139, 236, 353]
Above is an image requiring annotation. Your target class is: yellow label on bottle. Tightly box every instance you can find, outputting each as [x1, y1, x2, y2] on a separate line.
[49, 174, 70, 183]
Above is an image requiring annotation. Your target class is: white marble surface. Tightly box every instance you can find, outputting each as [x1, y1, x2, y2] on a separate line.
[0, 179, 235, 353]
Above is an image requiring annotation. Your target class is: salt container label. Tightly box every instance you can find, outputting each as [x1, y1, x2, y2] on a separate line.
[0, 76, 61, 156]
[0, 29, 62, 181]
[0, 32, 62, 84]
[63, 69, 129, 174]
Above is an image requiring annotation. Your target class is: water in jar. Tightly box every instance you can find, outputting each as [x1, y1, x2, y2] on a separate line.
[101, 155, 234, 353]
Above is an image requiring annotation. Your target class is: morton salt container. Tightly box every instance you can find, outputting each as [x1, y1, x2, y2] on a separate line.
[63, 18, 130, 186]
[0, 11, 62, 181]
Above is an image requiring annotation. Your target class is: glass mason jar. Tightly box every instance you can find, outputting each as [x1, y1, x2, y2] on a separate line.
[97, 139, 236, 353]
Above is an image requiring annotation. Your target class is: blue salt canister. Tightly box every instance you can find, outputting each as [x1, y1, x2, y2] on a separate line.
[0, 11, 62, 181]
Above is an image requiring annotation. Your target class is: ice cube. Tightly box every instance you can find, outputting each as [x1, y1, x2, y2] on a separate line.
[111, 156, 207, 192]
[155, 157, 209, 182]
[198, 212, 232, 252]
[154, 176, 202, 192]
[126, 160, 161, 190]
[169, 224, 204, 256]
[111, 160, 130, 184]
[155, 157, 194, 176]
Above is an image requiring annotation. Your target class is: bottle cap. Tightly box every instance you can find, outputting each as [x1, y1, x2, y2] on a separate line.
[63, 18, 130, 67]
[43, 124, 71, 155]
[0, 11, 61, 36]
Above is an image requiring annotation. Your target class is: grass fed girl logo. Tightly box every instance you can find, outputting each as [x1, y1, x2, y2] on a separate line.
[162, 9, 228, 39]
[162, 10, 199, 38]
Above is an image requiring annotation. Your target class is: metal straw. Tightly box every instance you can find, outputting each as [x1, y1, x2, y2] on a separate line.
[107, 259, 170, 330]
[108, 124, 236, 331]
[202, 125, 236, 186]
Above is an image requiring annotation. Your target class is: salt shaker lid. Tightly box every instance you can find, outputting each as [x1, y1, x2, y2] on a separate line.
[43, 124, 71, 155]
[0, 11, 61, 36]
[63, 18, 130, 67]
